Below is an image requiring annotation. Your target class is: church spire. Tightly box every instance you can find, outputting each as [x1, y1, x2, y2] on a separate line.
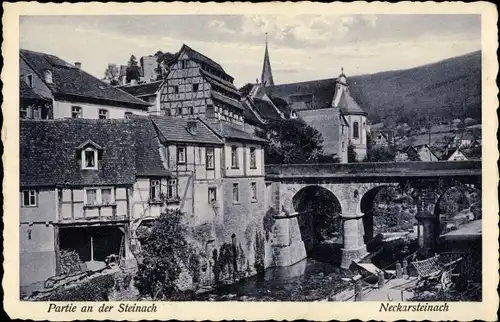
[261, 33, 274, 87]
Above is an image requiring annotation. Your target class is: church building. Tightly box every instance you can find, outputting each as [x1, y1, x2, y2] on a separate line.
[250, 38, 369, 162]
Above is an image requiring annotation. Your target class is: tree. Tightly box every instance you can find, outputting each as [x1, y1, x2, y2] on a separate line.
[126, 55, 141, 83]
[257, 119, 338, 164]
[154, 51, 177, 80]
[347, 143, 357, 163]
[103, 64, 120, 86]
[363, 145, 397, 162]
[133, 209, 197, 300]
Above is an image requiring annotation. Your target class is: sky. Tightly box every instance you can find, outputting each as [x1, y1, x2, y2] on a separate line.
[19, 14, 481, 88]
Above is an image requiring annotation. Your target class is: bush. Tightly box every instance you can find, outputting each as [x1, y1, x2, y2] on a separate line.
[42, 274, 115, 301]
[133, 209, 198, 300]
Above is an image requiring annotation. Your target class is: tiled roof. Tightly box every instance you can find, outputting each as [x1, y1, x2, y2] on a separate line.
[177, 44, 227, 76]
[202, 119, 267, 143]
[338, 90, 366, 115]
[200, 69, 240, 96]
[117, 81, 163, 98]
[20, 119, 170, 187]
[20, 49, 150, 109]
[150, 116, 223, 145]
[20, 78, 48, 101]
[241, 100, 264, 126]
[252, 97, 282, 120]
[265, 78, 337, 110]
[211, 90, 243, 110]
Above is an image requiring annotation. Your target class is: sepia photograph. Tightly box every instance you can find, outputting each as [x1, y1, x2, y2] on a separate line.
[2, 2, 498, 321]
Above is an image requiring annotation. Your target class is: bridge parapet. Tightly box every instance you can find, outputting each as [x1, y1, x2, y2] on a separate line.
[265, 161, 481, 179]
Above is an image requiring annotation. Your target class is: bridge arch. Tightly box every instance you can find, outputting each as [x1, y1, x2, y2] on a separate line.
[291, 185, 343, 258]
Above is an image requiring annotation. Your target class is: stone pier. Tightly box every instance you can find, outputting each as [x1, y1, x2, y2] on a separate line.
[341, 212, 368, 269]
[270, 215, 307, 267]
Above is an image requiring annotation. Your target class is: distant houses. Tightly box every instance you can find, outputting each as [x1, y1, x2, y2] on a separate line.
[20, 49, 150, 120]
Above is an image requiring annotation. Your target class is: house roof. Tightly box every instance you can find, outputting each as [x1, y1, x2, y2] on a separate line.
[20, 78, 48, 101]
[20, 49, 150, 109]
[202, 119, 267, 143]
[211, 90, 243, 110]
[252, 97, 282, 120]
[20, 119, 170, 187]
[172, 44, 231, 79]
[117, 81, 163, 98]
[265, 78, 337, 110]
[150, 116, 223, 145]
[241, 100, 264, 126]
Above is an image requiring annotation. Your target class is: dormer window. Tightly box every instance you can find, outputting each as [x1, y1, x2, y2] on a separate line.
[82, 149, 98, 169]
[26, 74, 33, 88]
[77, 140, 103, 170]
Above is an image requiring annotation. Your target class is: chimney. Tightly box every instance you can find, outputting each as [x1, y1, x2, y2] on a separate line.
[43, 69, 53, 84]
[130, 79, 138, 85]
[121, 75, 127, 85]
[75, 62, 81, 69]
[187, 121, 197, 135]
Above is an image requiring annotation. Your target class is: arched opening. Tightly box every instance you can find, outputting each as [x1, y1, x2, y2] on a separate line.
[360, 185, 419, 265]
[353, 121, 359, 139]
[292, 186, 342, 264]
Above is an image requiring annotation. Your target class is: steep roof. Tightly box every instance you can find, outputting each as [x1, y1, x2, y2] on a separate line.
[20, 119, 170, 187]
[265, 78, 336, 110]
[252, 97, 282, 120]
[117, 80, 163, 98]
[173, 44, 229, 78]
[150, 116, 223, 145]
[20, 78, 48, 101]
[241, 100, 264, 126]
[20, 49, 150, 110]
[261, 39, 274, 87]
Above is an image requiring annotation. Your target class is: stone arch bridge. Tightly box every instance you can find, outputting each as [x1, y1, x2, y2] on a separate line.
[265, 161, 481, 269]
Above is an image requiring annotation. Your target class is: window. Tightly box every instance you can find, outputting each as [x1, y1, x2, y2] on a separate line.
[173, 86, 179, 94]
[150, 180, 161, 202]
[82, 149, 98, 169]
[251, 182, 257, 202]
[177, 146, 186, 164]
[180, 60, 188, 69]
[101, 188, 113, 204]
[231, 146, 239, 168]
[125, 112, 133, 118]
[249, 147, 257, 169]
[177, 107, 183, 115]
[206, 148, 215, 170]
[72, 106, 82, 118]
[86, 189, 98, 205]
[208, 187, 217, 203]
[353, 121, 359, 139]
[85, 188, 115, 206]
[187, 106, 193, 115]
[99, 109, 108, 120]
[26, 74, 33, 88]
[22, 190, 37, 207]
[165, 109, 171, 116]
[193, 83, 199, 92]
[166, 179, 177, 200]
[20, 106, 29, 119]
[232, 183, 239, 203]
[342, 141, 345, 152]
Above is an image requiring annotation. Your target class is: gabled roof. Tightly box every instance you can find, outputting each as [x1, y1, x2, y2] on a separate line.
[117, 80, 163, 98]
[241, 100, 265, 126]
[20, 49, 150, 110]
[252, 97, 282, 120]
[20, 118, 171, 187]
[150, 116, 223, 145]
[172, 44, 229, 78]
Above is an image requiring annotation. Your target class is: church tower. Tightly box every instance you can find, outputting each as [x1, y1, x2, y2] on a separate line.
[331, 68, 368, 161]
[261, 33, 274, 87]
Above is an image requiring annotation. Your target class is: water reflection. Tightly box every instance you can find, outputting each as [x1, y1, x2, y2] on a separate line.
[195, 258, 351, 301]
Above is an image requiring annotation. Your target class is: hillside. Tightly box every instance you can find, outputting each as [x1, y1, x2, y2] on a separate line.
[349, 51, 481, 126]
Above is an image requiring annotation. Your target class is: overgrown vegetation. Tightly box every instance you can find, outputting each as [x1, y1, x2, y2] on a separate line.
[256, 119, 340, 164]
[133, 209, 198, 300]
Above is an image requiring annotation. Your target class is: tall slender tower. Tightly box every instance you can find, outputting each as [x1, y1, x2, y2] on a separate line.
[261, 33, 274, 87]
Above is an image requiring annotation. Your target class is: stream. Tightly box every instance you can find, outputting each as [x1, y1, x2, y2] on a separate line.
[194, 258, 353, 301]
